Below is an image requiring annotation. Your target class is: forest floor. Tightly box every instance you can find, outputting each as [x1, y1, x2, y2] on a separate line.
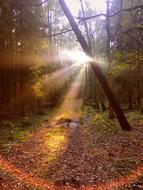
[0, 107, 143, 190]
[0, 76, 143, 190]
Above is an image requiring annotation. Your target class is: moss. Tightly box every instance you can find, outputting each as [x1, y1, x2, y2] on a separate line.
[114, 158, 138, 176]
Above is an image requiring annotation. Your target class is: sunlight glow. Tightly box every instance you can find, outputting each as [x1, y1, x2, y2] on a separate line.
[63, 50, 92, 64]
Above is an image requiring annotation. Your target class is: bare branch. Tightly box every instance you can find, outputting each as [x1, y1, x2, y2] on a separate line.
[111, 5, 143, 17]
[49, 29, 73, 37]
[77, 5, 143, 23]
[41, 29, 73, 38]
[77, 13, 107, 23]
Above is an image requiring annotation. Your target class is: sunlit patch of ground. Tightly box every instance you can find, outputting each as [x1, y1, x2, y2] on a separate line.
[45, 127, 67, 160]
[37, 126, 70, 179]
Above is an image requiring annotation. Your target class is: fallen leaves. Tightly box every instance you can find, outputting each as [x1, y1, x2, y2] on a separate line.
[0, 112, 143, 189]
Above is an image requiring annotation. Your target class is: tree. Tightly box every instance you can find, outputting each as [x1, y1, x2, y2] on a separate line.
[58, 0, 132, 131]
[106, 0, 115, 118]
[110, 0, 143, 111]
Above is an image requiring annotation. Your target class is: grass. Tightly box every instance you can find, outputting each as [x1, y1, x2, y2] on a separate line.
[89, 111, 122, 134]
[125, 111, 143, 126]
[0, 111, 51, 152]
[80, 105, 143, 134]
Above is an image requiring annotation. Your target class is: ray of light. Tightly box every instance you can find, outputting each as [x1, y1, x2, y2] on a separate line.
[12, 63, 81, 104]
[45, 63, 80, 85]
[53, 68, 85, 120]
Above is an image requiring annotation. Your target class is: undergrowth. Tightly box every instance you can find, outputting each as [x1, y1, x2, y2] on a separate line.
[0, 111, 51, 152]
[80, 105, 143, 134]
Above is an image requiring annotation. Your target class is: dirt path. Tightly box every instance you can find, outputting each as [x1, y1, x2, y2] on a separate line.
[45, 125, 98, 188]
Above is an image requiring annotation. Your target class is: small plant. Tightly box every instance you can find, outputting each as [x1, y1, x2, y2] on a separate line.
[79, 116, 84, 125]
[21, 117, 33, 128]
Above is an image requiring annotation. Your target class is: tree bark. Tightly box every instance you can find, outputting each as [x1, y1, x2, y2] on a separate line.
[137, 51, 141, 110]
[141, 99, 143, 114]
[106, 0, 115, 119]
[79, 0, 91, 47]
[59, 0, 132, 131]
[128, 83, 133, 110]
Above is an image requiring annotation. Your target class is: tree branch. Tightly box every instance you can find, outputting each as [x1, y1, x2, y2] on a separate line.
[111, 5, 143, 17]
[77, 13, 107, 23]
[41, 29, 73, 38]
[48, 29, 73, 37]
[77, 5, 143, 23]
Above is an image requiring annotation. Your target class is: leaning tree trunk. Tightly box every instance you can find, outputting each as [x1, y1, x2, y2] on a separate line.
[58, 0, 132, 131]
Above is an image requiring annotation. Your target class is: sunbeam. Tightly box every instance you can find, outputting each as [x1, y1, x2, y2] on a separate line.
[53, 68, 85, 120]
[45, 63, 80, 85]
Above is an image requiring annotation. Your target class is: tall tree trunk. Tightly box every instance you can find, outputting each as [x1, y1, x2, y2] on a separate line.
[137, 45, 141, 110]
[106, 0, 115, 119]
[141, 99, 143, 114]
[128, 83, 133, 110]
[79, 0, 91, 48]
[48, 0, 53, 57]
[59, 0, 132, 131]
[116, 0, 123, 53]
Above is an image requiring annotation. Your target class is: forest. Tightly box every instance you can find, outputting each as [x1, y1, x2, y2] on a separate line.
[0, 0, 143, 189]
